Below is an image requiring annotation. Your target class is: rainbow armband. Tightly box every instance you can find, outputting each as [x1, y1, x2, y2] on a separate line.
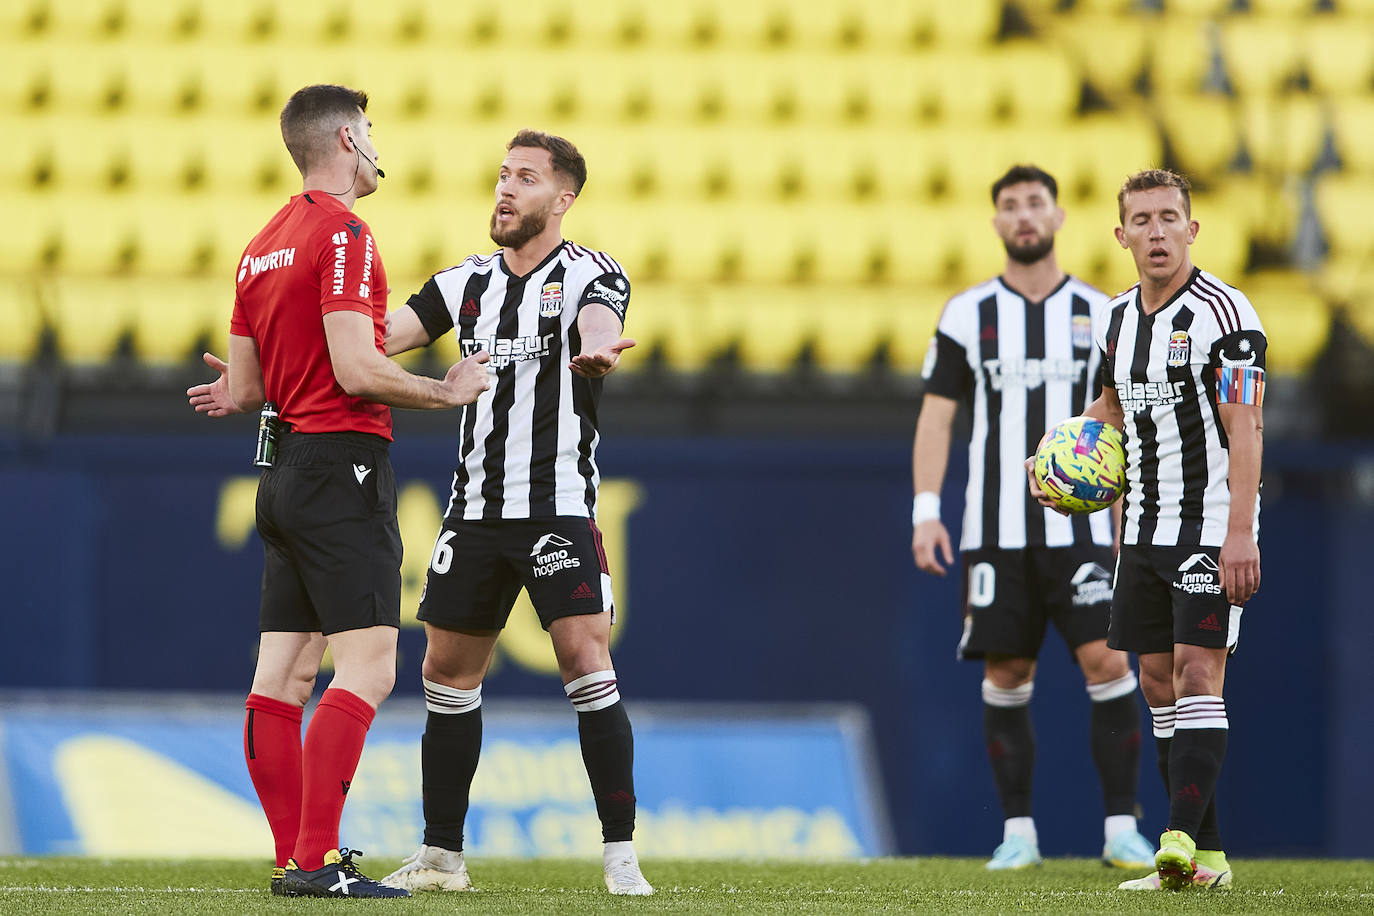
[1216, 365, 1265, 406]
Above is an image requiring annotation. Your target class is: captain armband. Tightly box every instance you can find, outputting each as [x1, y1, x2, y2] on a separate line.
[1215, 366, 1265, 406]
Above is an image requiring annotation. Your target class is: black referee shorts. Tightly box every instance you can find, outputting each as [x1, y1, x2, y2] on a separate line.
[255, 431, 402, 635]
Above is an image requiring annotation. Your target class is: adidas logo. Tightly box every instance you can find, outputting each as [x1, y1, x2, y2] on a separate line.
[1197, 613, 1223, 632]
[459, 298, 480, 317]
[569, 581, 595, 600]
[600, 789, 635, 804]
[1175, 783, 1204, 804]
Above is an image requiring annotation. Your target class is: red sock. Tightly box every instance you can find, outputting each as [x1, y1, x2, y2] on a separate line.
[243, 694, 304, 868]
[292, 688, 376, 870]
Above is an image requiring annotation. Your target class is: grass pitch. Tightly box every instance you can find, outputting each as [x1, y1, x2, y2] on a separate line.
[0, 856, 1370, 914]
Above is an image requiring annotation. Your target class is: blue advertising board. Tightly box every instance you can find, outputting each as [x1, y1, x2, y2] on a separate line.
[1, 432, 1371, 857]
[0, 696, 890, 859]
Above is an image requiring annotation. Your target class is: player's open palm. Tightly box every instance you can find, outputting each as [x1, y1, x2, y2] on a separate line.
[186, 352, 241, 417]
[570, 338, 636, 378]
[1218, 532, 1260, 605]
[913, 520, 954, 577]
[444, 350, 492, 405]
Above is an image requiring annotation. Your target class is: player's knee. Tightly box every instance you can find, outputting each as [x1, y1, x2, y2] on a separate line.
[984, 656, 1034, 688]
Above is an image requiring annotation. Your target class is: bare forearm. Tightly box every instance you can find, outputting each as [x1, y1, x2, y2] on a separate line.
[1081, 392, 1125, 429]
[340, 351, 463, 409]
[1225, 417, 1263, 533]
[913, 399, 955, 494]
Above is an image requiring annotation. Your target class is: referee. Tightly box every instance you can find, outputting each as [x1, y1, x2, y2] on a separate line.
[187, 84, 490, 898]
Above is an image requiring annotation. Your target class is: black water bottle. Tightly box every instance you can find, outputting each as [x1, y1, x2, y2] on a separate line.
[253, 402, 279, 468]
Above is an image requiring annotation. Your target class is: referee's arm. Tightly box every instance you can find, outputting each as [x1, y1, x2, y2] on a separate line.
[325, 310, 489, 408]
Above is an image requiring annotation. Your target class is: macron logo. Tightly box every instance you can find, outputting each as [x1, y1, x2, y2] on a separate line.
[530, 533, 573, 557]
[353, 464, 373, 485]
[1177, 553, 1219, 574]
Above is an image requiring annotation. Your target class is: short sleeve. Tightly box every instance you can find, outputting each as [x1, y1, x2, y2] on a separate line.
[922, 331, 973, 398]
[577, 271, 631, 324]
[406, 276, 455, 341]
[316, 214, 378, 315]
[230, 289, 251, 337]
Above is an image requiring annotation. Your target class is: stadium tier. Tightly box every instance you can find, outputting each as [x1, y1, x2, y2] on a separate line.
[2, 0, 1370, 370]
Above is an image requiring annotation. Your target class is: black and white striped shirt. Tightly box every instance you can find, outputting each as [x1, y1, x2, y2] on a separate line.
[408, 241, 630, 520]
[922, 275, 1113, 550]
[1099, 267, 1266, 547]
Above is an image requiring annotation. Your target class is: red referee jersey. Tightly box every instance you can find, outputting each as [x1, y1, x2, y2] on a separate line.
[230, 192, 391, 439]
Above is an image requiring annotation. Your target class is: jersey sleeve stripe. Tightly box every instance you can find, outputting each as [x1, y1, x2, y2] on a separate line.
[1193, 284, 1235, 335]
[1195, 275, 1240, 333]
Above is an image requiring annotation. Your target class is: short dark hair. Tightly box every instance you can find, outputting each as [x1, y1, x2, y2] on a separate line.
[280, 84, 369, 174]
[1117, 168, 1191, 222]
[991, 164, 1058, 205]
[507, 129, 587, 194]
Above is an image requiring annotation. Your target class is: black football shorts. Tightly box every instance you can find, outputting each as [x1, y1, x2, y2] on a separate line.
[417, 517, 613, 632]
[957, 546, 1116, 661]
[255, 431, 402, 635]
[1108, 545, 1242, 655]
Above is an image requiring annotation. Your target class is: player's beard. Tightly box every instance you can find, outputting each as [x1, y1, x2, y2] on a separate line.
[1004, 234, 1055, 265]
[490, 200, 553, 249]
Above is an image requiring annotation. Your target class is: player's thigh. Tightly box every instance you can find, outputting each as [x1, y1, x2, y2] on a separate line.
[1162, 546, 1238, 652]
[417, 521, 523, 632]
[548, 612, 613, 681]
[1037, 545, 1118, 657]
[957, 549, 1042, 661]
[513, 517, 615, 630]
[1107, 546, 1174, 654]
[271, 457, 403, 635]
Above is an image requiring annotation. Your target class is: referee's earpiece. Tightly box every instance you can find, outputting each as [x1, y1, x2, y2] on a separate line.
[344, 128, 386, 179]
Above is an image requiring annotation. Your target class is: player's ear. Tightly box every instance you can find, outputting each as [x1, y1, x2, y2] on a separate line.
[1114, 225, 1128, 249]
[1187, 219, 1199, 244]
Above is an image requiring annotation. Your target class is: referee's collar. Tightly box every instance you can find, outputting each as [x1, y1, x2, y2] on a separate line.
[497, 240, 566, 280]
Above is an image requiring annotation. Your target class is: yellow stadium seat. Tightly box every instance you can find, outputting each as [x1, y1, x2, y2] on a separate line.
[1146, 17, 1217, 96]
[1154, 92, 1244, 179]
[1218, 17, 1303, 98]
[651, 284, 731, 371]
[51, 275, 139, 363]
[1330, 98, 1374, 174]
[920, 0, 1003, 46]
[734, 287, 816, 372]
[889, 288, 949, 373]
[0, 277, 46, 360]
[1056, 15, 1150, 97]
[1242, 271, 1330, 374]
[985, 45, 1080, 124]
[1314, 174, 1374, 260]
[126, 276, 228, 365]
[1188, 191, 1252, 281]
[812, 294, 890, 370]
[1240, 95, 1330, 175]
[1300, 20, 1374, 96]
[1161, 0, 1232, 18]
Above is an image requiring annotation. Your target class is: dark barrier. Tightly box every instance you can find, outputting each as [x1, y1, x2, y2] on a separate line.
[2, 432, 1370, 857]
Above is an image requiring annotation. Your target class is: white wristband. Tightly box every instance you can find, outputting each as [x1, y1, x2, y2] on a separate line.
[913, 492, 941, 526]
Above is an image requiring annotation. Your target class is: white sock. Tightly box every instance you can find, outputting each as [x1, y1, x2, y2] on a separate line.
[1105, 813, 1138, 844]
[1004, 816, 1036, 844]
[603, 840, 636, 864]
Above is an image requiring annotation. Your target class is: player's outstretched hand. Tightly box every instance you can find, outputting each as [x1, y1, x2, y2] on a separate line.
[1024, 456, 1072, 516]
[570, 338, 636, 378]
[912, 520, 954, 576]
[186, 352, 242, 417]
[444, 349, 492, 405]
[1218, 531, 1260, 605]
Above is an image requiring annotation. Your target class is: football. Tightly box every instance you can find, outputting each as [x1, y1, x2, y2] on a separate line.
[1033, 416, 1127, 514]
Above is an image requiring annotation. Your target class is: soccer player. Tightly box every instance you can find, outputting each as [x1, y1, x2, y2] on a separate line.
[913, 165, 1155, 871]
[1030, 169, 1263, 891]
[377, 130, 652, 896]
[186, 84, 491, 898]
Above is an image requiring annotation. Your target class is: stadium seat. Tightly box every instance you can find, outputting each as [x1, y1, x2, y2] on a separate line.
[1239, 95, 1330, 175]
[888, 289, 949, 374]
[1217, 17, 1303, 98]
[1314, 174, 1374, 260]
[0, 277, 46, 360]
[811, 293, 889, 370]
[50, 275, 140, 363]
[1242, 271, 1330, 374]
[1146, 17, 1218, 96]
[1154, 92, 1245, 180]
[126, 276, 229, 365]
[1054, 15, 1150, 97]
[1330, 98, 1374, 174]
[734, 287, 817, 372]
[1299, 20, 1374, 97]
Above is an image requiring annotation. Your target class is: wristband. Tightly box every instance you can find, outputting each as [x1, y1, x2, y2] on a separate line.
[913, 492, 941, 526]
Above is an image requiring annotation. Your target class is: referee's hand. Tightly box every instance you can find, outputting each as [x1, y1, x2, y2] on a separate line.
[187, 352, 242, 417]
[443, 350, 492, 405]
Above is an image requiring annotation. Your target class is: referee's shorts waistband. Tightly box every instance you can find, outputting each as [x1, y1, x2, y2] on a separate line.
[275, 430, 391, 464]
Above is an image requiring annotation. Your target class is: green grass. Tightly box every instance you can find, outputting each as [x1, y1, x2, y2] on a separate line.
[0, 856, 1370, 914]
